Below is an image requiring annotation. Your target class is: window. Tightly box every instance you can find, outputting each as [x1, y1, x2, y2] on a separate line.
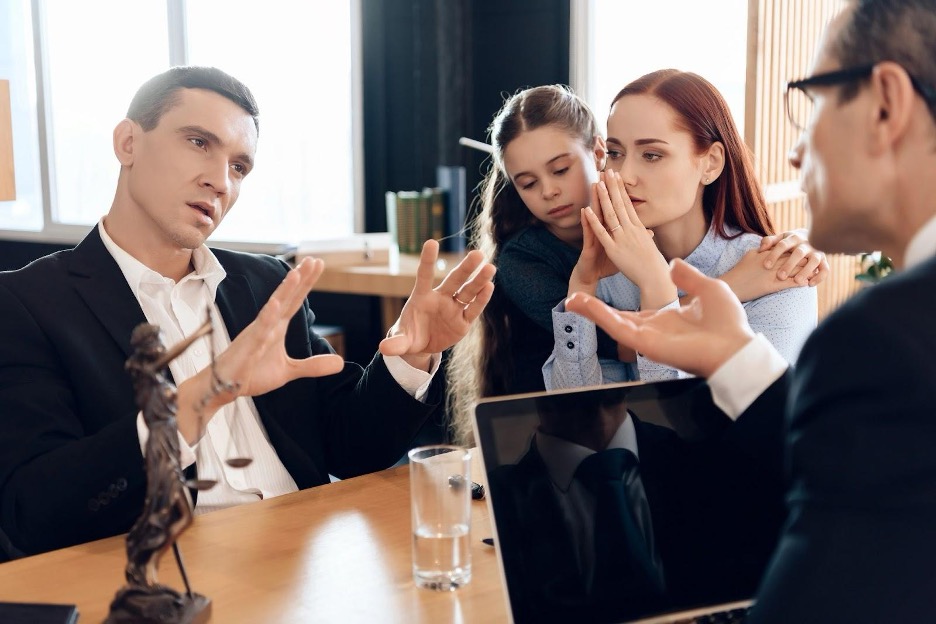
[43, 1, 169, 229]
[0, 0, 361, 248]
[0, 0, 43, 233]
[571, 0, 748, 136]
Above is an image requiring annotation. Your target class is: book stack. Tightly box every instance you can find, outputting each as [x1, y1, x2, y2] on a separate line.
[385, 165, 467, 254]
[385, 190, 415, 254]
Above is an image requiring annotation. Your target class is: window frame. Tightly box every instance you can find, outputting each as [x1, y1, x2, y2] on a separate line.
[0, 0, 365, 254]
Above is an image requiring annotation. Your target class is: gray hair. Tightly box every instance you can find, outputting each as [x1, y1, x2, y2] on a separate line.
[833, 0, 936, 120]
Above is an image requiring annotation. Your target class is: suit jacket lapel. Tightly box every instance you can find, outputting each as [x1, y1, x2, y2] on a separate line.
[214, 270, 258, 342]
[66, 230, 260, 373]
[630, 416, 677, 514]
[66, 227, 147, 360]
[518, 443, 584, 580]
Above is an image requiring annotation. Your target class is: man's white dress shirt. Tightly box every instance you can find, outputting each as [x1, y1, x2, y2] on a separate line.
[709, 213, 936, 419]
[99, 221, 439, 514]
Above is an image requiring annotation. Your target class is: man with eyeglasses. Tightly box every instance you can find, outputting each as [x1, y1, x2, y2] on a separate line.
[564, 1, 936, 622]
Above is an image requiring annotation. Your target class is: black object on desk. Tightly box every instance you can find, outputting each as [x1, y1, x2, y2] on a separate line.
[0, 602, 79, 624]
[448, 475, 486, 500]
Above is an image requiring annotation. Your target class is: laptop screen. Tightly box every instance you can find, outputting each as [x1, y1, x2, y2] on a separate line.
[474, 378, 784, 624]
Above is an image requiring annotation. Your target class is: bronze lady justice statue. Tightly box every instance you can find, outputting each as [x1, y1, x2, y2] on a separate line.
[106, 319, 234, 624]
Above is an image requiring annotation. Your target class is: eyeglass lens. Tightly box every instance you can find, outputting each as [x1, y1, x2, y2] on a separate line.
[786, 86, 813, 131]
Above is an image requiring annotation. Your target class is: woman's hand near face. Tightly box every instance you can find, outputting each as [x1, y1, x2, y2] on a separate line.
[569, 185, 619, 296]
[583, 170, 675, 309]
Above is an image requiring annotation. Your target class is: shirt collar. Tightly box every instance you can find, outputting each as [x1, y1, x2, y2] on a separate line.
[535, 414, 639, 492]
[903, 213, 936, 270]
[97, 219, 227, 300]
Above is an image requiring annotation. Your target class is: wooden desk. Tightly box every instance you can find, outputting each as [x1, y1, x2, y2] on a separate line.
[0, 462, 508, 623]
[312, 251, 468, 332]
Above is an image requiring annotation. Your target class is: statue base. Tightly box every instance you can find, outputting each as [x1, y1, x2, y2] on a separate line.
[105, 584, 211, 624]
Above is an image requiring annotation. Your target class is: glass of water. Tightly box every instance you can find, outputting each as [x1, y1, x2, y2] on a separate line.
[408, 445, 472, 591]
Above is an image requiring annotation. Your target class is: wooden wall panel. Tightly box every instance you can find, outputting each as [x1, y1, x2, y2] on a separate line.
[747, 0, 856, 319]
[0, 80, 15, 202]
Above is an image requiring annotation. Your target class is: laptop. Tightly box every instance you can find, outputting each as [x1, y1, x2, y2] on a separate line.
[473, 378, 784, 624]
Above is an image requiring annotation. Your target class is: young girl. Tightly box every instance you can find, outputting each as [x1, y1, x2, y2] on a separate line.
[544, 70, 817, 388]
[447, 82, 823, 441]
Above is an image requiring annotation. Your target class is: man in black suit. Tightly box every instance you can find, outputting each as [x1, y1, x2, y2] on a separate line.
[566, 1, 936, 621]
[488, 385, 786, 624]
[0, 67, 495, 559]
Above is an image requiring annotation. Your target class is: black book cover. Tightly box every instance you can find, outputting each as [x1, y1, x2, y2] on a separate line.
[0, 602, 79, 623]
[436, 165, 467, 252]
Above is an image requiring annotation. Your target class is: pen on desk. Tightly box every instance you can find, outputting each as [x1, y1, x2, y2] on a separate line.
[458, 136, 495, 154]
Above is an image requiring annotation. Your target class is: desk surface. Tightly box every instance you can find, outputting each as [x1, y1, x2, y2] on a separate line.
[0, 462, 508, 623]
[313, 252, 468, 299]
[311, 251, 469, 332]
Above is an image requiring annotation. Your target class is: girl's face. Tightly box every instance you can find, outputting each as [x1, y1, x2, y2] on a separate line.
[502, 125, 604, 245]
[605, 94, 717, 235]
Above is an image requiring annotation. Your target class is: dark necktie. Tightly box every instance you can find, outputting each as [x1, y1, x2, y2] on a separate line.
[575, 448, 666, 603]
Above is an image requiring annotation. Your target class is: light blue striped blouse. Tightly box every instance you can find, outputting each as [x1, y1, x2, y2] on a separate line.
[543, 224, 818, 389]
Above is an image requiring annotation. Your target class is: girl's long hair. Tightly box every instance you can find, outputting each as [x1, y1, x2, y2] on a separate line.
[446, 85, 600, 444]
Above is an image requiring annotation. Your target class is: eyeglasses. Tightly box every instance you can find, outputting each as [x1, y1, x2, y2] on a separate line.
[785, 63, 936, 131]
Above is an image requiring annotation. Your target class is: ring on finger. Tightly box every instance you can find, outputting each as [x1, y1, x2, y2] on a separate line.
[452, 291, 471, 306]
[608, 224, 622, 233]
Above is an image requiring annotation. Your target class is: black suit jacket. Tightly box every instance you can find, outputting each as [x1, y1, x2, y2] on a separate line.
[488, 408, 786, 624]
[0, 228, 441, 557]
[746, 255, 936, 624]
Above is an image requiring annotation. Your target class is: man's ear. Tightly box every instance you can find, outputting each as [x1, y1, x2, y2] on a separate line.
[868, 61, 916, 154]
[701, 141, 725, 185]
[113, 119, 137, 167]
[593, 135, 608, 172]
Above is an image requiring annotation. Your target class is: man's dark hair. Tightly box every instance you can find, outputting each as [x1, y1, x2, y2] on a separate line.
[126, 66, 260, 134]
[834, 0, 936, 120]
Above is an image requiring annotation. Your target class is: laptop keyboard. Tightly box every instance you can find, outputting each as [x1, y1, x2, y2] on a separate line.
[691, 606, 751, 623]
[632, 602, 753, 624]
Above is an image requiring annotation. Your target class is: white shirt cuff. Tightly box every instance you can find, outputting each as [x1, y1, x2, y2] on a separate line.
[384, 352, 442, 402]
[136, 411, 198, 469]
[708, 333, 788, 420]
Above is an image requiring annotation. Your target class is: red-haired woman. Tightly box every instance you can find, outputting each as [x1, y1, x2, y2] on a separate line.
[546, 69, 818, 387]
